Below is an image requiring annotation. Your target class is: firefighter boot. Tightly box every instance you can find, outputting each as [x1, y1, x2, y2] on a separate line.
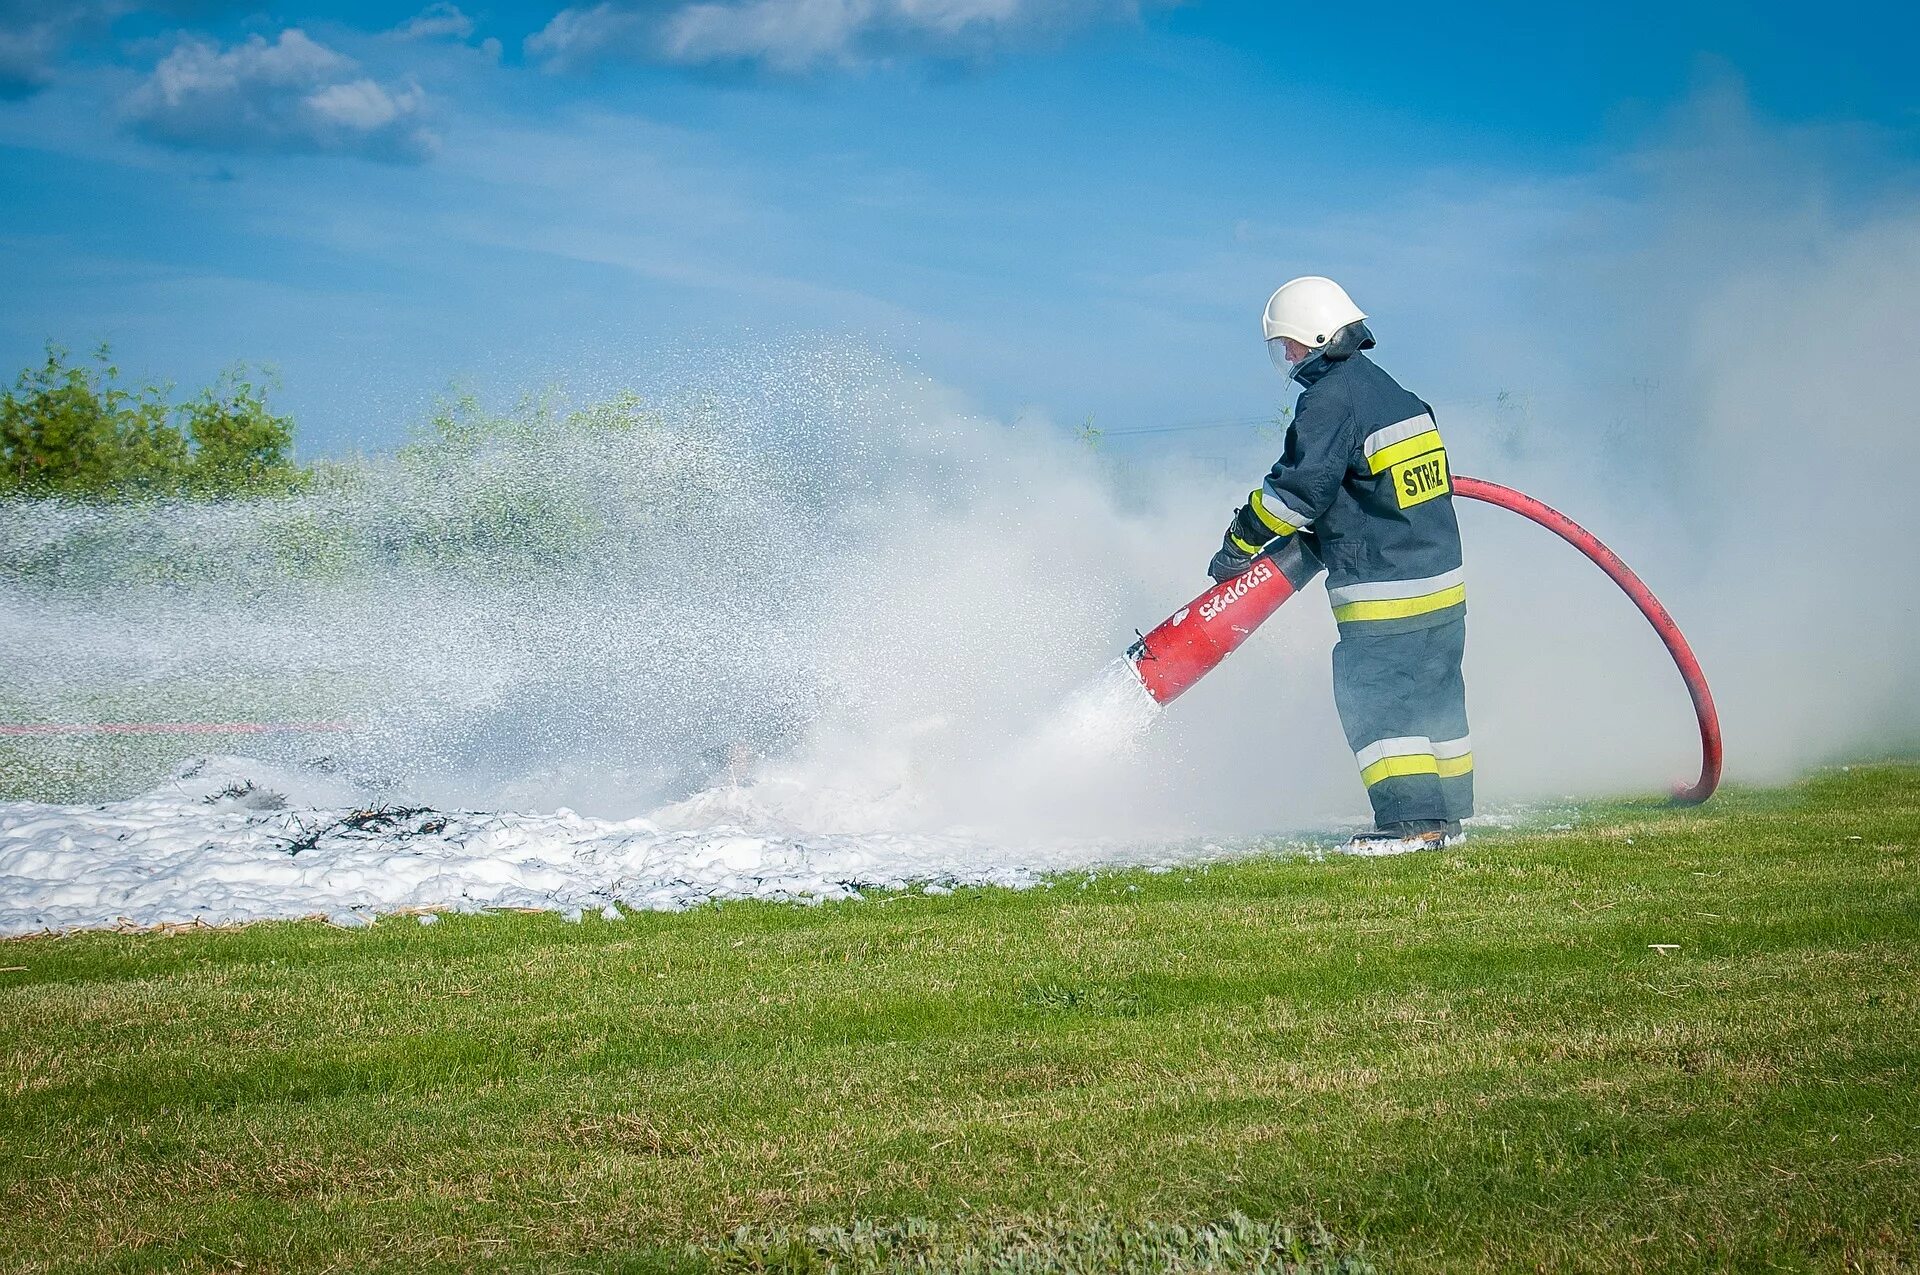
[1339, 819, 1464, 854]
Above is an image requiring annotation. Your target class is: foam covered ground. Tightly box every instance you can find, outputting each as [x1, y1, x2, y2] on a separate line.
[0, 755, 1253, 937]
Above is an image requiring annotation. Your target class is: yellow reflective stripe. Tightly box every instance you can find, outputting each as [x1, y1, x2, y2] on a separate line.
[1368, 429, 1444, 474]
[1249, 490, 1298, 536]
[1332, 582, 1467, 623]
[1228, 531, 1264, 555]
[1360, 753, 1439, 787]
[1361, 752, 1471, 785]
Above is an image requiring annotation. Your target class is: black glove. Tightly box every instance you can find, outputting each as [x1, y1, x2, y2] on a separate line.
[1208, 532, 1256, 584]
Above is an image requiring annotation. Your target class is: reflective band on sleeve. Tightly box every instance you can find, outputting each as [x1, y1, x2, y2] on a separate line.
[1433, 735, 1474, 778]
[1248, 492, 1295, 536]
[1252, 484, 1313, 534]
[1368, 430, 1445, 475]
[1362, 414, 1436, 463]
[1354, 736, 1439, 788]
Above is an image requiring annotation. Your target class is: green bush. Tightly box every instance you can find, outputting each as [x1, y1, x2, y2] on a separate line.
[180, 367, 304, 498]
[0, 345, 303, 501]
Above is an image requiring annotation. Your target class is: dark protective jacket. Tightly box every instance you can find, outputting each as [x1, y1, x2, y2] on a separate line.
[1226, 325, 1465, 636]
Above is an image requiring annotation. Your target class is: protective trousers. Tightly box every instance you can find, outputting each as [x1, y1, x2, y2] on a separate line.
[1330, 614, 1473, 827]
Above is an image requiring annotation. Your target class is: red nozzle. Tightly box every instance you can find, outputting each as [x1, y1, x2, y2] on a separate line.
[1128, 540, 1321, 705]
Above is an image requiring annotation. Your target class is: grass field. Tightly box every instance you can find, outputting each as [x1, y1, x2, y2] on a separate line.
[4, 764, 1918, 1273]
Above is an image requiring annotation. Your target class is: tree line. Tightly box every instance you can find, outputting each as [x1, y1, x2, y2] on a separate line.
[0, 346, 303, 500]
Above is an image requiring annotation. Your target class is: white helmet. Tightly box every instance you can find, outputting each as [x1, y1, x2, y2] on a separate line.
[1262, 276, 1366, 349]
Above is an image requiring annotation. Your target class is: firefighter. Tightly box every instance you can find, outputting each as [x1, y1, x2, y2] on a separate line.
[1209, 277, 1471, 852]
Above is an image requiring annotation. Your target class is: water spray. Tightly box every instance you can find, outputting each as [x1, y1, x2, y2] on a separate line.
[1127, 475, 1723, 804]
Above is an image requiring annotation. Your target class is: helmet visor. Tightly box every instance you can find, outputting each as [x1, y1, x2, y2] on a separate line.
[1267, 338, 1301, 374]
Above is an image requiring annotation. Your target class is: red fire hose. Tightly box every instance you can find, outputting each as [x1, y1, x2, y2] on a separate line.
[1128, 475, 1721, 804]
[1451, 476, 1720, 804]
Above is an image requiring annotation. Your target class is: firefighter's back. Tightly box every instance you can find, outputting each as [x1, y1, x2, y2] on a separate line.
[1299, 352, 1466, 640]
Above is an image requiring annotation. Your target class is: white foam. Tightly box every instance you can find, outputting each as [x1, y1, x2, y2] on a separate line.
[0, 754, 1211, 937]
[962, 658, 1166, 836]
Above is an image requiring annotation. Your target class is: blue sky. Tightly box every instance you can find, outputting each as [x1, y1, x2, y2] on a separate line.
[1, 0, 1915, 455]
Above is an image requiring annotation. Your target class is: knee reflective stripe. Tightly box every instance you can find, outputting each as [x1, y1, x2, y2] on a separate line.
[1434, 735, 1473, 778]
[1363, 413, 1442, 474]
[1356, 736, 1439, 787]
[1252, 485, 1312, 536]
[1328, 568, 1466, 623]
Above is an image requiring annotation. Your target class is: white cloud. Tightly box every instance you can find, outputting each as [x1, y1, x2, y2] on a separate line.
[305, 78, 409, 130]
[391, 3, 477, 42]
[524, 3, 649, 70]
[125, 29, 438, 163]
[527, 0, 1158, 73]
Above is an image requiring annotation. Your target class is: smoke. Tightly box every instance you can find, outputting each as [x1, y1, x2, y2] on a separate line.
[3, 85, 1916, 842]
[1690, 221, 1920, 766]
[0, 345, 1321, 837]
[1421, 85, 1920, 797]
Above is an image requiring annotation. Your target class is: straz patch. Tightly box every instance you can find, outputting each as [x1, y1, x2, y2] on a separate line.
[1391, 448, 1449, 509]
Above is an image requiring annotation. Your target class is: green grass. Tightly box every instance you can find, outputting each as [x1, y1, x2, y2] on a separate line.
[0, 735, 220, 804]
[0, 673, 365, 804]
[3, 765, 1918, 1273]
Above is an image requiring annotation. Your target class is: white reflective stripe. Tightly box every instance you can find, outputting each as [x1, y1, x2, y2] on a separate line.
[1258, 481, 1314, 530]
[1432, 736, 1472, 760]
[1353, 736, 1434, 770]
[1326, 567, 1466, 608]
[1361, 413, 1436, 460]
